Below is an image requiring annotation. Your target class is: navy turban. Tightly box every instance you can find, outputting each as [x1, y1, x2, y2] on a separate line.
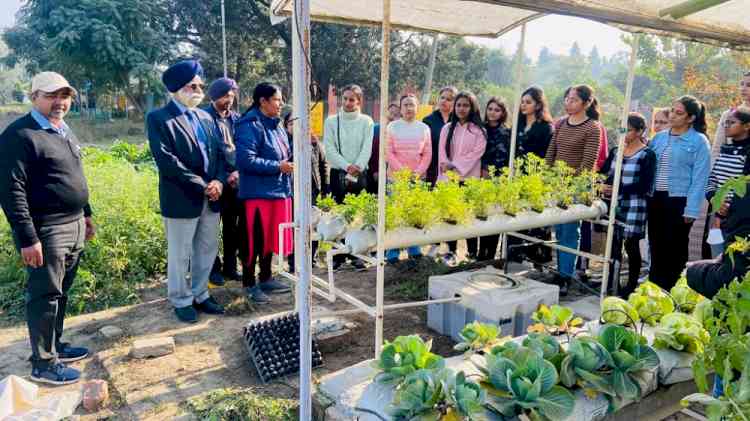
[162, 60, 203, 93]
[208, 78, 238, 101]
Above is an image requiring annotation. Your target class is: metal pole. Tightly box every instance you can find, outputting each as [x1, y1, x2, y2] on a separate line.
[501, 22, 527, 261]
[221, 0, 228, 77]
[422, 34, 439, 104]
[375, 0, 391, 358]
[291, 0, 313, 419]
[600, 34, 640, 302]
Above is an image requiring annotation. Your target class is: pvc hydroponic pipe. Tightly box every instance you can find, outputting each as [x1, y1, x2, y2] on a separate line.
[345, 202, 607, 253]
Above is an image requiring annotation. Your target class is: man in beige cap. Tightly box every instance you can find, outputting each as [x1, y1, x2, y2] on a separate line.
[0, 71, 95, 385]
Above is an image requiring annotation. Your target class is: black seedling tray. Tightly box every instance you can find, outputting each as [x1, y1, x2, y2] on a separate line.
[243, 312, 324, 383]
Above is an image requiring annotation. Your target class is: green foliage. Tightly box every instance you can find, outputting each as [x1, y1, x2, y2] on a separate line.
[0, 147, 164, 321]
[373, 335, 445, 384]
[4, 0, 175, 112]
[389, 369, 487, 421]
[628, 281, 675, 326]
[462, 177, 496, 219]
[601, 296, 640, 326]
[388, 169, 440, 230]
[687, 273, 750, 420]
[454, 321, 509, 355]
[547, 161, 576, 208]
[187, 388, 297, 421]
[109, 141, 153, 165]
[528, 304, 584, 335]
[597, 324, 660, 401]
[710, 175, 749, 211]
[479, 345, 575, 420]
[433, 173, 473, 225]
[670, 277, 706, 313]
[518, 155, 552, 213]
[341, 191, 378, 228]
[653, 312, 710, 354]
[725, 236, 750, 269]
[315, 194, 337, 213]
[559, 336, 615, 396]
[494, 167, 523, 216]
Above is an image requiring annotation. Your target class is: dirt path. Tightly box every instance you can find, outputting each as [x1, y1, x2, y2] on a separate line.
[0, 264, 460, 420]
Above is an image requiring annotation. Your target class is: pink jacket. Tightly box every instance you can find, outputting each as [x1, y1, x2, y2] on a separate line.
[437, 121, 486, 181]
[386, 119, 432, 178]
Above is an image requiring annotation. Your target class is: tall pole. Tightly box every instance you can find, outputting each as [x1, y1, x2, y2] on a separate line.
[221, 0, 228, 77]
[422, 34, 439, 104]
[600, 34, 640, 301]
[375, 0, 391, 357]
[501, 23, 527, 260]
[292, 0, 313, 419]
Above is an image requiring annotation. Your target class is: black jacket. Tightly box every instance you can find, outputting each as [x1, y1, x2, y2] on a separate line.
[517, 119, 554, 159]
[482, 124, 511, 171]
[423, 110, 450, 185]
[0, 113, 92, 248]
[147, 100, 228, 218]
[687, 183, 750, 298]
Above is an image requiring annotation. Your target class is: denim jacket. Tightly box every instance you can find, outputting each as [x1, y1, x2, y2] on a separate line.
[649, 127, 711, 219]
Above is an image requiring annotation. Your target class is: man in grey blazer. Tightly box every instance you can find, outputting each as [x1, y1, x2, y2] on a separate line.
[147, 60, 228, 323]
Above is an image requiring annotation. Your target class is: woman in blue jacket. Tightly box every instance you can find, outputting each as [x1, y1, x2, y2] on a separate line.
[648, 95, 711, 290]
[234, 83, 294, 303]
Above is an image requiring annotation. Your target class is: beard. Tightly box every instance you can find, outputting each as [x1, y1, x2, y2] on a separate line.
[174, 90, 204, 109]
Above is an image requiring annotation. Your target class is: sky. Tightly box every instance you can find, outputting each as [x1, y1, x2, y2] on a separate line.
[0, 1, 630, 59]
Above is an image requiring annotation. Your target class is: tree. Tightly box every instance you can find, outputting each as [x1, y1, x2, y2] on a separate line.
[3, 0, 176, 113]
[589, 46, 603, 79]
[569, 42, 582, 59]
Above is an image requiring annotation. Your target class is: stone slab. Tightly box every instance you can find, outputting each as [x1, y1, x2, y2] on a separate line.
[131, 337, 175, 359]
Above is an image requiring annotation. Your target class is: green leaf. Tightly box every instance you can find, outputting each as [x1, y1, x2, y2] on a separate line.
[612, 370, 641, 401]
[536, 386, 576, 420]
[575, 367, 616, 397]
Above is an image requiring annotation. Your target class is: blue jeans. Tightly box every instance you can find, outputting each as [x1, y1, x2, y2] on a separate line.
[555, 222, 581, 278]
[386, 247, 422, 262]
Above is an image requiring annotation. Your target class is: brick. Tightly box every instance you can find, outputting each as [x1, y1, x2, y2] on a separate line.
[82, 379, 109, 411]
[131, 337, 175, 359]
[99, 325, 124, 339]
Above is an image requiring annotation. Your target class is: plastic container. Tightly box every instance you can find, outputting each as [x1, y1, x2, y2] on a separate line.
[427, 267, 559, 340]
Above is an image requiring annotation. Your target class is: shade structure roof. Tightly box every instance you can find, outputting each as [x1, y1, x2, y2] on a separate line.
[270, 0, 750, 50]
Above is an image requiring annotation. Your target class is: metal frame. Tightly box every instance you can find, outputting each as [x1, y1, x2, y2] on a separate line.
[286, 2, 642, 419]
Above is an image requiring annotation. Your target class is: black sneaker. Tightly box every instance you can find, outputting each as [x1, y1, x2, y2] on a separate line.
[57, 343, 89, 363]
[351, 259, 367, 271]
[194, 296, 225, 314]
[222, 269, 240, 282]
[332, 259, 344, 271]
[31, 363, 80, 385]
[209, 270, 225, 286]
[175, 305, 198, 323]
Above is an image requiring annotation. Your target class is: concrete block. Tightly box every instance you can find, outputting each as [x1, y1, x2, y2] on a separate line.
[131, 337, 175, 359]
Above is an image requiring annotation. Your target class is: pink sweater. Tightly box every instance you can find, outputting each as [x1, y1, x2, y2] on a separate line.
[386, 119, 432, 178]
[438, 121, 486, 181]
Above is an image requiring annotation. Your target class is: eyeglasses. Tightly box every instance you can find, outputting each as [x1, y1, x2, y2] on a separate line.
[187, 83, 205, 91]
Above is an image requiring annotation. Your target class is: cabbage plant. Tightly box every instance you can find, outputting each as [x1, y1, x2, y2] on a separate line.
[597, 324, 660, 401]
[653, 312, 710, 354]
[670, 277, 706, 313]
[479, 346, 575, 420]
[389, 369, 487, 421]
[601, 296, 640, 326]
[628, 281, 675, 326]
[372, 335, 445, 384]
[454, 321, 509, 356]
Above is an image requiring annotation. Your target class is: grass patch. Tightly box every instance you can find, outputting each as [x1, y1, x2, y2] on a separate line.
[385, 257, 452, 300]
[186, 388, 298, 421]
[0, 147, 164, 323]
[67, 116, 146, 145]
[0, 103, 30, 114]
